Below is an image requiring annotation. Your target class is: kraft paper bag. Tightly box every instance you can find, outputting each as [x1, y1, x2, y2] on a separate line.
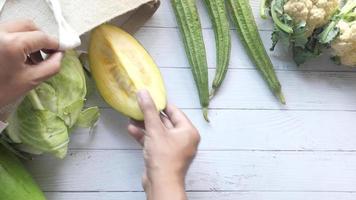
[0, 0, 160, 49]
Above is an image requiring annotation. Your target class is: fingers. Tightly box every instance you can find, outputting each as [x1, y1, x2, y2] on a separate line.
[165, 104, 190, 127]
[128, 123, 145, 146]
[129, 119, 145, 129]
[25, 52, 63, 83]
[160, 113, 174, 129]
[0, 20, 38, 33]
[29, 51, 44, 64]
[13, 31, 59, 54]
[137, 90, 163, 132]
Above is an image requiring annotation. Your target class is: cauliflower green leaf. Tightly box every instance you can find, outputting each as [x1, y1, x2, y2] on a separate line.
[261, 0, 341, 65]
[318, 0, 356, 45]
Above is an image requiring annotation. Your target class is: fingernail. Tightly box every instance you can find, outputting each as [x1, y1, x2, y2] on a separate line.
[137, 89, 149, 103]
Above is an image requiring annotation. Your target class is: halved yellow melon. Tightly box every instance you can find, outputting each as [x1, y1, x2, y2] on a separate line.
[89, 24, 167, 120]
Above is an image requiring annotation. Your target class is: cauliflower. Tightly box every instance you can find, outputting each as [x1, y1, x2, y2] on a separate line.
[284, 0, 340, 36]
[331, 20, 356, 66]
[261, 0, 356, 66]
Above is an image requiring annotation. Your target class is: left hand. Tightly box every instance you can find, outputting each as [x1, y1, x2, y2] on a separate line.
[0, 20, 62, 120]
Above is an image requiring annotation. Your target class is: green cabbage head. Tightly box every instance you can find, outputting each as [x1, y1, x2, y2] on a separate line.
[6, 51, 100, 159]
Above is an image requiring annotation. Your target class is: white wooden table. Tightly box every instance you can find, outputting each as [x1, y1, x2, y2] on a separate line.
[26, 1, 356, 199]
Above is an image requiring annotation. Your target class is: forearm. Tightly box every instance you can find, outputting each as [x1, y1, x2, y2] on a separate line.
[148, 174, 187, 200]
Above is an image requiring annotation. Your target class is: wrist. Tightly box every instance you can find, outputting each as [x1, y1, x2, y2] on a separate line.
[150, 171, 185, 192]
[148, 167, 186, 185]
[150, 172, 185, 186]
[149, 173, 186, 200]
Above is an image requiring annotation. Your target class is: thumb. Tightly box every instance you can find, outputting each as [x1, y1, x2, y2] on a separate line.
[137, 90, 163, 131]
[27, 52, 63, 82]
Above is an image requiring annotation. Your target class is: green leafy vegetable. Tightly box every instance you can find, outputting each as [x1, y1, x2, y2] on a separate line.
[76, 107, 100, 129]
[260, 0, 272, 19]
[79, 52, 97, 98]
[264, 0, 310, 57]
[292, 28, 323, 65]
[318, 0, 356, 45]
[6, 51, 100, 159]
[261, 0, 337, 65]
[270, 0, 293, 34]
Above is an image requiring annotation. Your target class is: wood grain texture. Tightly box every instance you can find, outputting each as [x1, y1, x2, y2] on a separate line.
[25, 150, 356, 192]
[45, 192, 356, 200]
[70, 109, 356, 150]
[25, 0, 356, 199]
[86, 68, 356, 111]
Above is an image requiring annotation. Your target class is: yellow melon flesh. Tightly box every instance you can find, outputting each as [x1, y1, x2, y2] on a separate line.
[89, 24, 167, 120]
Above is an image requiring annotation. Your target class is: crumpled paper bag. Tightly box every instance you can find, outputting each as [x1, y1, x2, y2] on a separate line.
[0, 0, 160, 49]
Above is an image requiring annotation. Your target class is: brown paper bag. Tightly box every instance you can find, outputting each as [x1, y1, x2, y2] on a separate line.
[0, 0, 160, 47]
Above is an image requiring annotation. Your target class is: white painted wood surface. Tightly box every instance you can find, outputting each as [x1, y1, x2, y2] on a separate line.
[44, 192, 356, 200]
[26, 0, 356, 199]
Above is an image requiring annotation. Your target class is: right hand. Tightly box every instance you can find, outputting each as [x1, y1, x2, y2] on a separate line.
[128, 90, 200, 200]
[0, 20, 62, 115]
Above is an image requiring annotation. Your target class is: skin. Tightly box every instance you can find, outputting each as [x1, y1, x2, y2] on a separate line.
[128, 90, 201, 200]
[0, 20, 62, 121]
[0, 20, 200, 200]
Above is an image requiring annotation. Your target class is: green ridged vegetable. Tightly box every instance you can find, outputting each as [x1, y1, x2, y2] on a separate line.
[171, 0, 210, 121]
[203, 0, 231, 98]
[0, 144, 46, 200]
[227, 0, 285, 104]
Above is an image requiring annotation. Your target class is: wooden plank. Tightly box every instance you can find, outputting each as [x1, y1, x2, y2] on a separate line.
[70, 109, 356, 150]
[45, 192, 356, 200]
[133, 27, 356, 72]
[85, 68, 356, 111]
[145, 0, 274, 30]
[25, 151, 356, 192]
[45, 192, 144, 200]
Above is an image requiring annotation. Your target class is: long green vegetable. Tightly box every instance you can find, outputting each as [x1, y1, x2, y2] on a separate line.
[0, 144, 46, 200]
[171, 0, 210, 121]
[203, 0, 231, 98]
[227, 0, 285, 104]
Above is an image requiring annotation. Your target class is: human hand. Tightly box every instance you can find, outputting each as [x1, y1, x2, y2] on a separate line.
[128, 90, 200, 200]
[0, 20, 62, 119]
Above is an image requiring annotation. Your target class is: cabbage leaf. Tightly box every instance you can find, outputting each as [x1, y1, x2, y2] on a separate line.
[6, 50, 100, 159]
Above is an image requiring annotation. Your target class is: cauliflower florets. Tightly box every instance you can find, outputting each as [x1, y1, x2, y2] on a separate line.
[331, 20, 356, 66]
[284, 0, 340, 36]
